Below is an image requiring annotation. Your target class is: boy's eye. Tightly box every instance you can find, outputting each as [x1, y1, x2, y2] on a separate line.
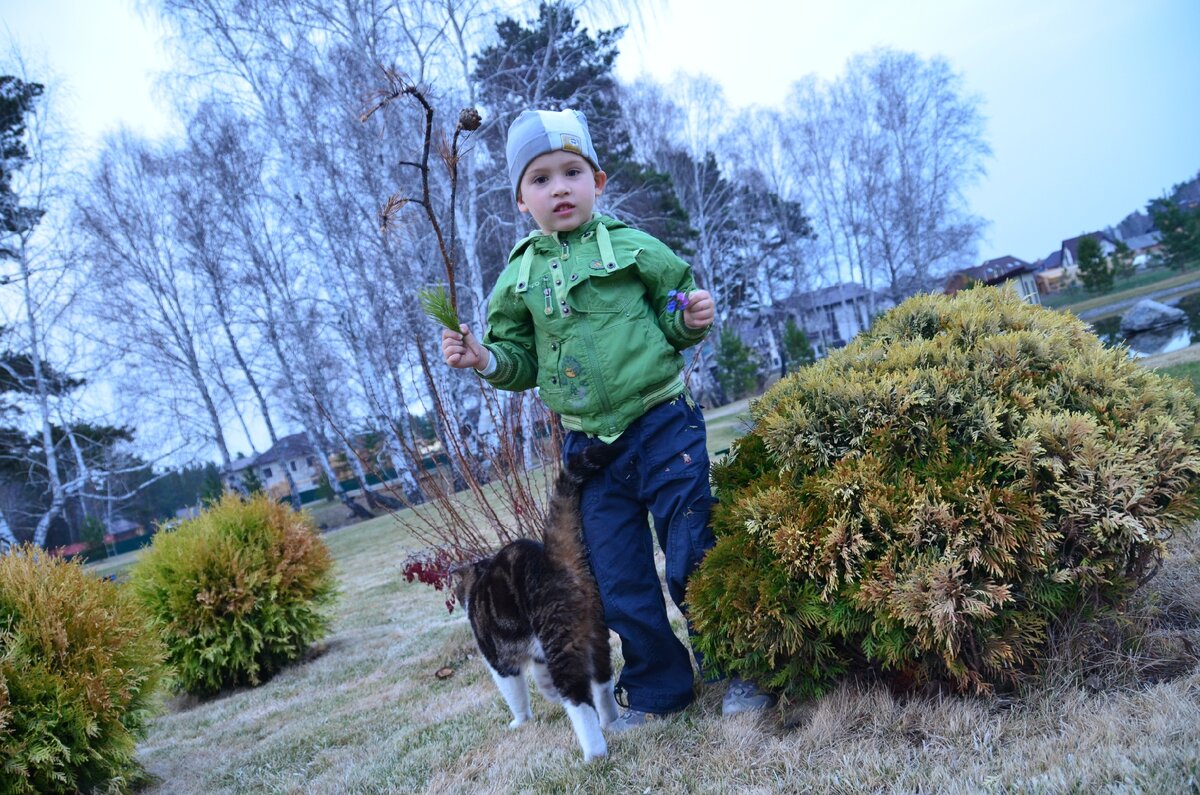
[566, 168, 581, 177]
[531, 175, 548, 184]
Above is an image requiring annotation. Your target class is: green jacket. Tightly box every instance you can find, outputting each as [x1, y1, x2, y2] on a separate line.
[481, 214, 709, 436]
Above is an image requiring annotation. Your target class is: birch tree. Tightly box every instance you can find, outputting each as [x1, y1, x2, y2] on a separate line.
[619, 77, 812, 398]
[180, 107, 307, 506]
[76, 134, 238, 474]
[158, 0, 480, 494]
[1, 64, 171, 548]
[781, 49, 989, 313]
[0, 71, 98, 547]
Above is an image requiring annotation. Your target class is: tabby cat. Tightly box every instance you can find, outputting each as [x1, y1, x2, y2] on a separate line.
[453, 443, 621, 762]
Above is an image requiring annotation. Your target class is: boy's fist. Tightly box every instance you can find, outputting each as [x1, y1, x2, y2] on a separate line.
[683, 290, 714, 329]
[441, 324, 491, 371]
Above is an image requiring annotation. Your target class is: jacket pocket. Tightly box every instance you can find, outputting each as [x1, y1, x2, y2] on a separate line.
[536, 336, 593, 415]
[569, 249, 644, 315]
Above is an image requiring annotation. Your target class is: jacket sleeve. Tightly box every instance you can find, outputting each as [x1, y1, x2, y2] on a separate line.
[637, 238, 711, 351]
[479, 280, 539, 392]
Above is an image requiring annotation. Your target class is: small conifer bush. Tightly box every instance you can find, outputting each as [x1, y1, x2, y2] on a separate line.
[688, 287, 1200, 697]
[128, 493, 335, 695]
[0, 547, 166, 794]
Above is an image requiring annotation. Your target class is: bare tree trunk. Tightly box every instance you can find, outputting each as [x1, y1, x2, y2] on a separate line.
[304, 427, 371, 520]
[210, 275, 302, 508]
[0, 509, 18, 551]
[339, 437, 382, 512]
[384, 359, 425, 500]
[257, 282, 371, 518]
[22, 239, 66, 548]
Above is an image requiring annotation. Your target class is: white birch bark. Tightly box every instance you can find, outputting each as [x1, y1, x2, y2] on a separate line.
[0, 509, 18, 551]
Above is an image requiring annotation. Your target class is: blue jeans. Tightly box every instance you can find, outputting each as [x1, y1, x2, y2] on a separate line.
[562, 395, 716, 714]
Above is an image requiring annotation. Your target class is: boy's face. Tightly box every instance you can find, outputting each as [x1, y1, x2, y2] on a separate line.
[516, 150, 607, 234]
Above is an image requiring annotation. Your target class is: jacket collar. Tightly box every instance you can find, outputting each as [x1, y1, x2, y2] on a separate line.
[508, 213, 628, 260]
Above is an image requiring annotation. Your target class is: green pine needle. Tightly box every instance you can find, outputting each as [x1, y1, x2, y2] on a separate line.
[418, 285, 461, 331]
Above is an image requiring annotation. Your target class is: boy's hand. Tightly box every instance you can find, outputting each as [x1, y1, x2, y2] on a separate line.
[683, 290, 714, 329]
[441, 324, 491, 371]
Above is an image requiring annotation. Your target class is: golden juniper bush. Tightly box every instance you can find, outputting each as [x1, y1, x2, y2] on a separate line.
[0, 547, 167, 795]
[688, 287, 1200, 698]
[128, 493, 336, 696]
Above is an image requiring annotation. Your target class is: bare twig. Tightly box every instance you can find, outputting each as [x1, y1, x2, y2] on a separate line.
[356, 69, 569, 601]
[360, 69, 481, 319]
[311, 356, 562, 607]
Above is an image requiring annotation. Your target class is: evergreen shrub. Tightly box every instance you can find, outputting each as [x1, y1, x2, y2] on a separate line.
[688, 287, 1200, 697]
[0, 547, 166, 794]
[128, 493, 335, 695]
[716, 332, 761, 400]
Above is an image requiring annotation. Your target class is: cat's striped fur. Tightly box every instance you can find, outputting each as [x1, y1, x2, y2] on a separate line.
[453, 443, 621, 762]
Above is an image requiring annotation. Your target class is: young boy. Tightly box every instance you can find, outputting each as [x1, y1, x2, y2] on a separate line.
[441, 109, 771, 728]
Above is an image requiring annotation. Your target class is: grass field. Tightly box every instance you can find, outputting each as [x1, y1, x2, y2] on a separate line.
[131, 499, 1200, 794]
[1041, 266, 1185, 311]
[702, 397, 753, 458]
[1158, 361, 1200, 393]
[125, 366, 1200, 793]
[127, 387, 1200, 793]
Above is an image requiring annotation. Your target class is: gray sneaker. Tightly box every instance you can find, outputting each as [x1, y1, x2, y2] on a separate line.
[722, 676, 776, 715]
[607, 708, 652, 734]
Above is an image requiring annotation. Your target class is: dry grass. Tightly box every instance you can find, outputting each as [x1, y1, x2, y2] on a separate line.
[132, 494, 1200, 794]
[1138, 342, 1200, 369]
[703, 397, 753, 457]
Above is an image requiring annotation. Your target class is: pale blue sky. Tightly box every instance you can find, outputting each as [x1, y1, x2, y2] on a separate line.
[618, 0, 1200, 263]
[5, 0, 1199, 265]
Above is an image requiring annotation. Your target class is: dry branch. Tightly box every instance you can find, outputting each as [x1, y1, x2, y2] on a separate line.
[355, 70, 559, 602]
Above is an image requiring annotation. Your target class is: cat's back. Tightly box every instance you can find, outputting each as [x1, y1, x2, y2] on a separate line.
[469, 538, 545, 625]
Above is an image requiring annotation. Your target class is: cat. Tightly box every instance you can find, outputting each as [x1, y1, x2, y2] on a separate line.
[452, 442, 622, 763]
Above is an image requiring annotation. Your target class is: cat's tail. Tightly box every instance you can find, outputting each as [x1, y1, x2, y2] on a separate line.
[542, 441, 624, 566]
[562, 441, 625, 491]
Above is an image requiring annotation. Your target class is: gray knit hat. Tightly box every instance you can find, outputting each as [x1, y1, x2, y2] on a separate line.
[505, 109, 601, 198]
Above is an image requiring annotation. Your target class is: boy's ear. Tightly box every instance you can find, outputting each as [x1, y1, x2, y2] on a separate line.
[593, 169, 607, 196]
[516, 189, 528, 214]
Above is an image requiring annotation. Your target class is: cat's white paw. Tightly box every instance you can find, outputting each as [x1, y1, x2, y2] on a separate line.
[565, 701, 607, 763]
[582, 745, 608, 763]
[508, 711, 532, 728]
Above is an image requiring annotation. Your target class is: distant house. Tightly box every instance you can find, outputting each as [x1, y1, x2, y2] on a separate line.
[1037, 249, 1063, 271]
[1033, 249, 1075, 294]
[724, 313, 783, 375]
[224, 454, 260, 493]
[1124, 230, 1163, 269]
[1033, 231, 1132, 294]
[1124, 231, 1162, 252]
[778, 282, 887, 359]
[944, 256, 1040, 304]
[50, 516, 146, 559]
[221, 433, 323, 502]
[714, 282, 887, 378]
[1061, 231, 1118, 268]
[253, 433, 323, 500]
